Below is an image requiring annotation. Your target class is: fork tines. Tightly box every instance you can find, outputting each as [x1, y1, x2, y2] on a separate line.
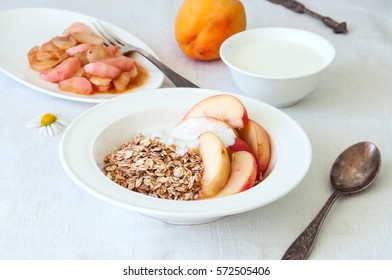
[92, 21, 125, 47]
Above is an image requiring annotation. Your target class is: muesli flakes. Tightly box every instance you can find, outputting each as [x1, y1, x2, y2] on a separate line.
[103, 133, 203, 200]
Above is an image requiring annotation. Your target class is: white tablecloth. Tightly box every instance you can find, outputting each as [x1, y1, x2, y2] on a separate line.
[1, 0, 391, 260]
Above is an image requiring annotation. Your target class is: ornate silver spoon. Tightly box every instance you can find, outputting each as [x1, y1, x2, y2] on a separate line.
[282, 141, 381, 260]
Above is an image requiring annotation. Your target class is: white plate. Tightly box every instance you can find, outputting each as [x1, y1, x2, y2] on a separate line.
[0, 8, 164, 103]
[60, 88, 312, 224]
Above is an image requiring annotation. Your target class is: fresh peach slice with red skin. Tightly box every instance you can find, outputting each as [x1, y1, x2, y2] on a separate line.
[175, 116, 261, 179]
[198, 131, 231, 198]
[228, 136, 262, 180]
[237, 119, 271, 174]
[227, 136, 253, 154]
[183, 94, 249, 128]
[213, 151, 257, 198]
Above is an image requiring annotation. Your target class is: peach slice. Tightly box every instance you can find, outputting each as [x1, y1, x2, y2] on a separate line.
[183, 94, 248, 128]
[51, 35, 77, 50]
[227, 136, 254, 156]
[174, 116, 261, 178]
[237, 119, 271, 174]
[99, 56, 137, 73]
[40, 57, 81, 83]
[65, 43, 92, 56]
[228, 136, 261, 180]
[27, 46, 67, 72]
[71, 32, 104, 45]
[63, 22, 93, 35]
[198, 131, 231, 198]
[214, 151, 257, 198]
[84, 62, 121, 79]
[58, 77, 93, 95]
[113, 72, 133, 92]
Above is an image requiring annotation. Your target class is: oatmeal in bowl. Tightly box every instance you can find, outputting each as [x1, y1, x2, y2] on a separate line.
[101, 94, 272, 201]
[61, 88, 311, 224]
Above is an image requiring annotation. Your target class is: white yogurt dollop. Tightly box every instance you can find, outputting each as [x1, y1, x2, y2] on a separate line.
[147, 117, 237, 155]
[148, 130, 198, 155]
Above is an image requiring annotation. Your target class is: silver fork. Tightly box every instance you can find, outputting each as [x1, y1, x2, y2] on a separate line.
[92, 21, 199, 88]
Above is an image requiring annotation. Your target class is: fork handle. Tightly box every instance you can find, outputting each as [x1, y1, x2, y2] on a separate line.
[126, 49, 199, 88]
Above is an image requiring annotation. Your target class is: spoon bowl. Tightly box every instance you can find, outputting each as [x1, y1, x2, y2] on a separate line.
[330, 142, 381, 194]
[282, 141, 381, 260]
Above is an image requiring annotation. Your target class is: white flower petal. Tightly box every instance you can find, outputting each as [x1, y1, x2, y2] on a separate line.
[25, 118, 41, 128]
[50, 123, 61, 136]
[55, 121, 65, 129]
[55, 122, 64, 130]
[56, 118, 69, 127]
[46, 125, 54, 136]
[39, 126, 46, 136]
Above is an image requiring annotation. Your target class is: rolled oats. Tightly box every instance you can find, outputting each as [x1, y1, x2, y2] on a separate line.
[103, 133, 203, 200]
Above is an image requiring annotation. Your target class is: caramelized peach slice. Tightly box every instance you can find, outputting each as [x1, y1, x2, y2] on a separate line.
[28, 46, 67, 72]
[71, 32, 104, 45]
[51, 35, 77, 50]
[84, 62, 121, 79]
[99, 56, 137, 73]
[92, 84, 111, 92]
[58, 77, 93, 95]
[41, 40, 61, 52]
[113, 72, 133, 92]
[89, 76, 112, 86]
[65, 43, 92, 56]
[86, 45, 113, 63]
[73, 52, 89, 66]
[106, 45, 121, 56]
[63, 22, 93, 35]
[40, 57, 81, 83]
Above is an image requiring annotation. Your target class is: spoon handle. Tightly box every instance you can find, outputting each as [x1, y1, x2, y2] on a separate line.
[282, 191, 341, 260]
[282, 1, 348, 33]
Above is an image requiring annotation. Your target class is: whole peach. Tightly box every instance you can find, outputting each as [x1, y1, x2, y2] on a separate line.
[175, 0, 246, 61]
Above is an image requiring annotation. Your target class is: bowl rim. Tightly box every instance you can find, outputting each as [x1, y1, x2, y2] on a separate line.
[220, 27, 336, 80]
[59, 88, 312, 219]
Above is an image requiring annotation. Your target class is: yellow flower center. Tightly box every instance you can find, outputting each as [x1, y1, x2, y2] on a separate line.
[40, 113, 57, 126]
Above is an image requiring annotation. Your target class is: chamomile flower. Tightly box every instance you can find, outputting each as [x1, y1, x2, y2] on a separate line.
[26, 113, 69, 136]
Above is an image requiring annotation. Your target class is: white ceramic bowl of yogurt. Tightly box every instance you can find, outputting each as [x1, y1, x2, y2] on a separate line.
[60, 88, 312, 225]
[220, 27, 335, 107]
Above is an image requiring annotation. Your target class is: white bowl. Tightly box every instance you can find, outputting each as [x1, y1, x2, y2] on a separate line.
[220, 27, 335, 107]
[60, 88, 312, 225]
